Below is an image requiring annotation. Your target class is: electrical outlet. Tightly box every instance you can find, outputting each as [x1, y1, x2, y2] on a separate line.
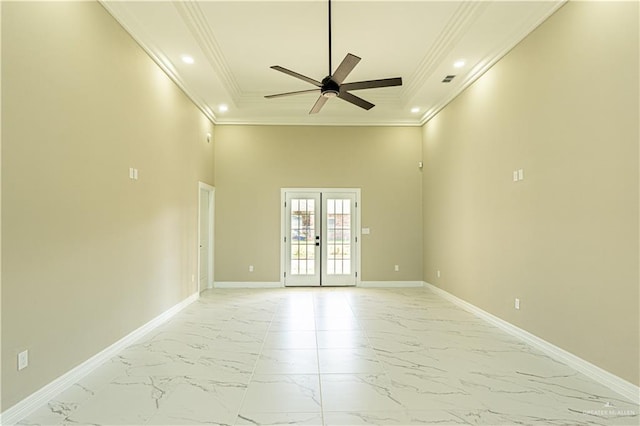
[249, 265, 254, 272]
[18, 350, 28, 371]
[515, 298, 520, 310]
[394, 265, 399, 272]
[437, 270, 441, 278]
[191, 274, 195, 283]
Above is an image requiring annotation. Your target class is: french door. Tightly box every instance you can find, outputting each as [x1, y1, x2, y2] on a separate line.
[283, 190, 358, 286]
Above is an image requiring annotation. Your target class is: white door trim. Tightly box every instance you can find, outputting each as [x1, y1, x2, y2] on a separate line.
[198, 182, 215, 292]
[280, 188, 361, 287]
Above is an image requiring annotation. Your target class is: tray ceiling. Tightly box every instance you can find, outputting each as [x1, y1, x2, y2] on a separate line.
[101, 1, 565, 126]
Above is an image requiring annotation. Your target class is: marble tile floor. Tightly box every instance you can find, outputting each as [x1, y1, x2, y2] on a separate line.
[18, 287, 639, 426]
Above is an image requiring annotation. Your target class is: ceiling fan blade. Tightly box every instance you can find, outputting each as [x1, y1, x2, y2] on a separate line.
[331, 53, 361, 84]
[340, 77, 403, 92]
[265, 89, 320, 99]
[309, 96, 329, 114]
[270, 66, 322, 87]
[337, 91, 374, 110]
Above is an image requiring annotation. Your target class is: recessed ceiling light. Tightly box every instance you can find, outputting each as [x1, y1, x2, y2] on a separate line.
[181, 55, 195, 64]
[454, 60, 465, 68]
[411, 107, 420, 114]
[219, 104, 229, 113]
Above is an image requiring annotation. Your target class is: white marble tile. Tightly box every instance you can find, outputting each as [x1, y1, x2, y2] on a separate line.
[358, 318, 413, 333]
[207, 334, 265, 353]
[320, 373, 405, 412]
[318, 348, 384, 374]
[210, 329, 267, 352]
[236, 412, 324, 425]
[315, 315, 361, 331]
[198, 349, 258, 376]
[254, 349, 319, 374]
[15, 287, 640, 426]
[313, 303, 353, 317]
[404, 410, 471, 425]
[16, 404, 67, 426]
[145, 376, 246, 425]
[241, 374, 322, 413]
[64, 375, 178, 425]
[388, 370, 507, 411]
[316, 330, 370, 349]
[263, 331, 318, 349]
[453, 407, 638, 425]
[270, 317, 317, 331]
[274, 295, 315, 319]
[375, 347, 451, 378]
[18, 380, 104, 425]
[323, 411, 407, 426]
[366, 330, 428, 354]
[323, 410, 469, 425]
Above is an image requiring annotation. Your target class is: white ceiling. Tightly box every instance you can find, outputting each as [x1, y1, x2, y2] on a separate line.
[101, 0, 565, 126]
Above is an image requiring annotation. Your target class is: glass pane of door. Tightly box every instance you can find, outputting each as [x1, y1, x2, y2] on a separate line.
[322, 193, 356, 286]
[285, 192, 321, 286]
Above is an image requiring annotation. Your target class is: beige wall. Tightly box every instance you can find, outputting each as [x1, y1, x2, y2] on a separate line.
[1, 1, 214, 410]
[422, 1, 639, 385]
[2, 0, 637, 414]
[214, 125, 423, 283]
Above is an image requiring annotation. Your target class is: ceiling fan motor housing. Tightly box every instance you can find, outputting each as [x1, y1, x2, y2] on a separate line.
[265, 0, 402, 113]
[321, 76, 340, 98]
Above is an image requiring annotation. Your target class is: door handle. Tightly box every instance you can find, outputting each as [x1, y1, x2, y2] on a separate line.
[315, 235, 320, 246]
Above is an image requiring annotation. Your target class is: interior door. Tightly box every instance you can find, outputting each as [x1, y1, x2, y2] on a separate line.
[284, 190, 357, 287]
[199, 187, 211, 291]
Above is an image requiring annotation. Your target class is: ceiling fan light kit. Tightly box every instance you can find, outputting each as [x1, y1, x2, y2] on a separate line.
[265, 0, 402, 114]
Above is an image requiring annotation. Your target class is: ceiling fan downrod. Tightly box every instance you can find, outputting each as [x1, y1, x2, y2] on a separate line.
[264, 0, 403, 114]
[328, 0, 333, 76]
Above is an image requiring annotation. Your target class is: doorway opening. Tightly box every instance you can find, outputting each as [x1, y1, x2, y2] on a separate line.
[198, 183, 215, 292]
[281, 189, 360, 287]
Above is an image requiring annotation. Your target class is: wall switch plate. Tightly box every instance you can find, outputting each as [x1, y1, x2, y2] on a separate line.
[361, 228, 370, 235]
[513, 170, 518, 182]
[129, 167, 139, 180]
[518, 169, 524, 180]
[394, 265, 399, 272]
[515, 298, 520, 310]
[249, 265, 254, 272]
[18, 350, 28, 371]
[437, 270, 441, 278]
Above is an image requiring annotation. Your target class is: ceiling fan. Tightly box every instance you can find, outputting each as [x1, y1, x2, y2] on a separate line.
[265, 0, 403, 114]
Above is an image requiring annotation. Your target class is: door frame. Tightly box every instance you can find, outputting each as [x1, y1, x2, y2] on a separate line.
[198, 182, 215, 292]
[280, 188, 361, 287]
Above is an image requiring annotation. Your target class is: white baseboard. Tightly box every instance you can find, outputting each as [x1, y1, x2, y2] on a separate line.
[359, 281, 425, 288]
[424, 282, 640, 404]
[214, 281, 283, 288]
[214, 281, 425, 289]
[0, 293, 199, 426]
